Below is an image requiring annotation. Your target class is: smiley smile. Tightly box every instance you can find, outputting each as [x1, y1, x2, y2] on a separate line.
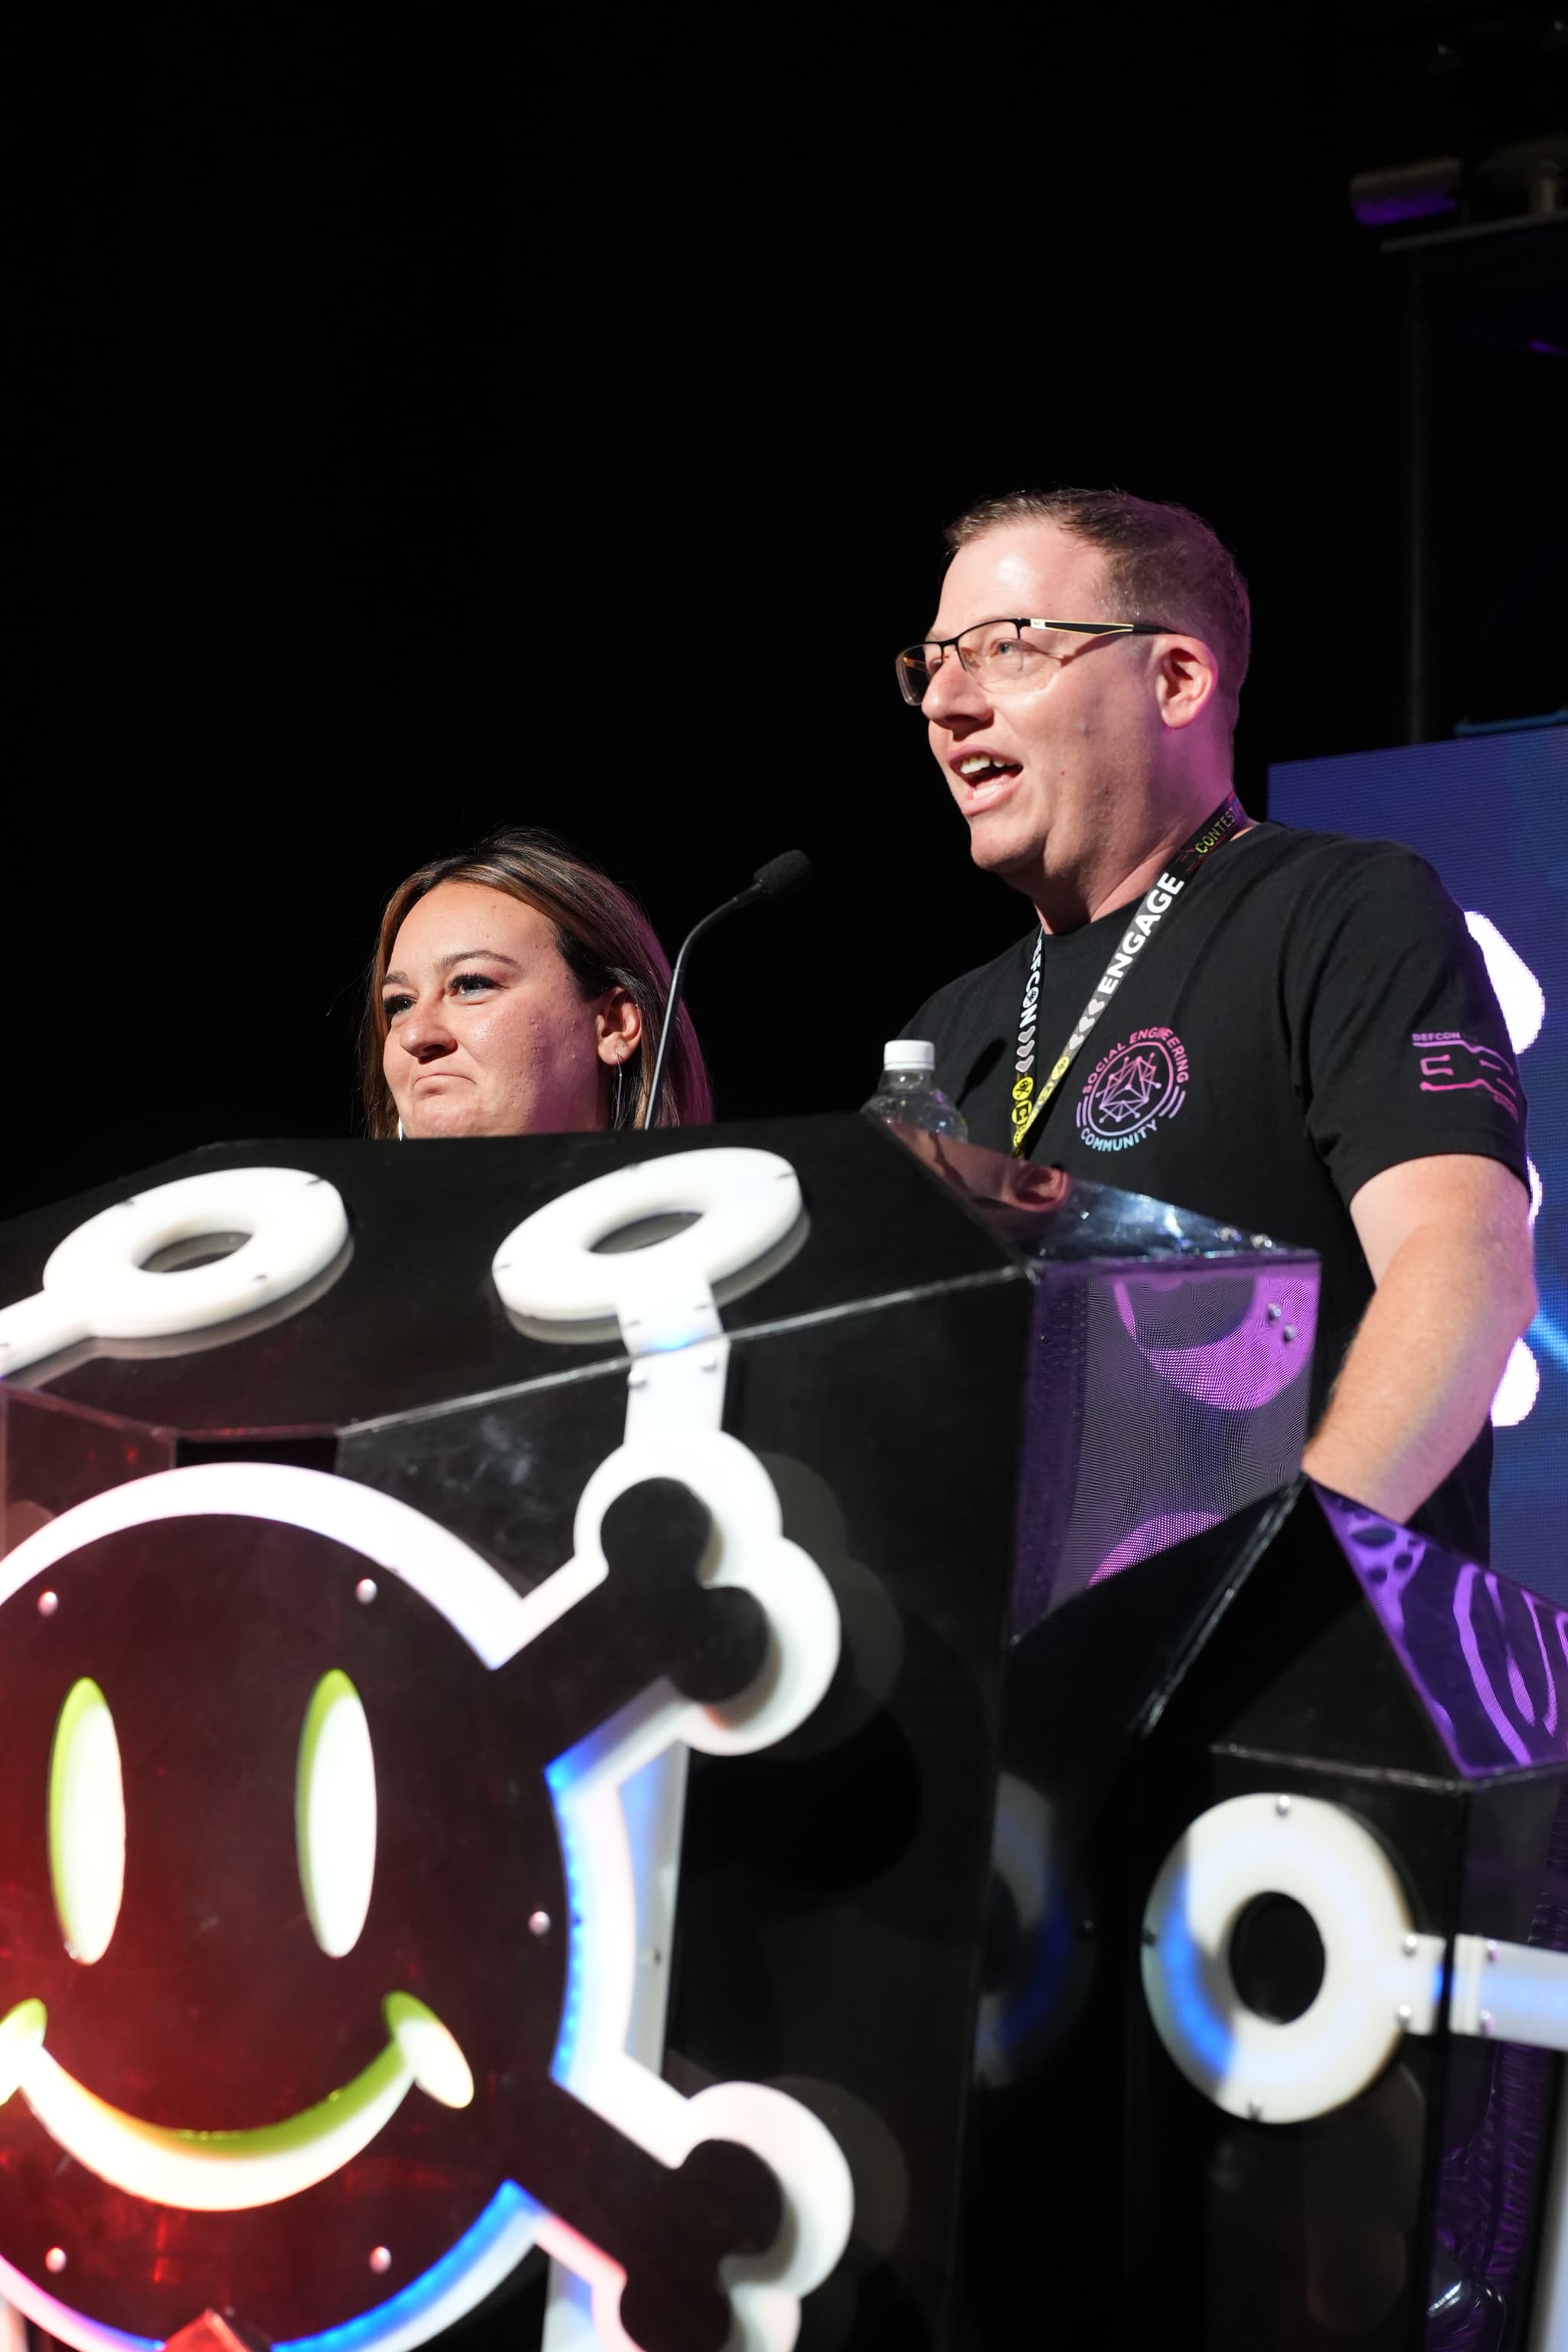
[0, 1990, 472, 2213]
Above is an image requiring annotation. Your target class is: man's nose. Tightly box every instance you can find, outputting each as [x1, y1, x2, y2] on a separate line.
[923, 654, 991, 729]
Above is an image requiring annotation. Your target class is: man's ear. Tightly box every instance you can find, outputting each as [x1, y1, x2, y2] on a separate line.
[1155, 635, 1222, 733]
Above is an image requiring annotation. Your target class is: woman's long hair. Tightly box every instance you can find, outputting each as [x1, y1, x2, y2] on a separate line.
[361, 827, 713, 1138]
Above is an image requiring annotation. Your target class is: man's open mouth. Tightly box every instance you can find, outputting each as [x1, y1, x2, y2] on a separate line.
[0, 1990, 472, 2213]
[954, 754, 1022, 786]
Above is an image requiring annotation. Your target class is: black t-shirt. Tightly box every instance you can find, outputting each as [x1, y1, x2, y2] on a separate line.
[904, 822, 1530, 1560]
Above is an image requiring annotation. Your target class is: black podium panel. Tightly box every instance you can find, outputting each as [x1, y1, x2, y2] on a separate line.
[0, 1118, 1001, 1436]
[338, 1272, 1025, 2349]
[0, 1118, 1320, 2350]
[974, 1478, 1568, 2351]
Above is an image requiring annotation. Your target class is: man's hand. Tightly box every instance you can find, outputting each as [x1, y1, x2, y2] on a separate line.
[1300, 1154, 1537, 1525]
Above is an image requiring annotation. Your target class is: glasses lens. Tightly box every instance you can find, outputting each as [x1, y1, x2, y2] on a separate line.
[895, 648, 933, 706]
[962, 619, 1033, 690]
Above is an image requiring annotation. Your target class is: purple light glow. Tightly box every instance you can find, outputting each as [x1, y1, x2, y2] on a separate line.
[1318, 1486, 1568, 1777]
[1353, 188, 1459, 227]
[1112, 1271, 1318, 1413]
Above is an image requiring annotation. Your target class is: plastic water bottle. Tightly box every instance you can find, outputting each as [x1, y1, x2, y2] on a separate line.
[862, 1040, 969, 1139]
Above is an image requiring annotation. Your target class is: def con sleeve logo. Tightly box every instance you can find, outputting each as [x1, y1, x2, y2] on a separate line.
[1411, 1032, 1521, 1119]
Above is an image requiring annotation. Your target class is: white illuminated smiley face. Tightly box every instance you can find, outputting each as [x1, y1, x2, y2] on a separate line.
[0, 1671, 475, 2212]
[0, 1460, 575, 2344]
[0, 1396, 849, 2352]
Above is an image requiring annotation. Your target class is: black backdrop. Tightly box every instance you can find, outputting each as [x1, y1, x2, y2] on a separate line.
[10, 7, 1565, 1222]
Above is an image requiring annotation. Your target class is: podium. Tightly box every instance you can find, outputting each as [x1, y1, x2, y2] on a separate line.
[0, 1114, 1330, 2348]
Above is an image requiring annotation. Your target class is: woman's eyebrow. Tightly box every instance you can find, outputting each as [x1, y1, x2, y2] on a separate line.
[382, 949, 521, 988]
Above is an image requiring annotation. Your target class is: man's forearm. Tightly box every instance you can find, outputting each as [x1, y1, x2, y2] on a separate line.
[1301, 1216, 1536, 1524]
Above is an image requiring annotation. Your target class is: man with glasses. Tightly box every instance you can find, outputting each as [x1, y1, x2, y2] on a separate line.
[895, 486, 1534, 1559]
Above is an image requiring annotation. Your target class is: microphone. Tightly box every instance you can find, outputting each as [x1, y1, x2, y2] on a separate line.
[645, 851, 812, 1126]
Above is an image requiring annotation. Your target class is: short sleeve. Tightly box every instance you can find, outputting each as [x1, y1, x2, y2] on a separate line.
[1285, 843, 1530, 1206]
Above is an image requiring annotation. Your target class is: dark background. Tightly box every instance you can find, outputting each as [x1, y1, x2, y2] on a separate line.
[11, 4, 1566, 1220]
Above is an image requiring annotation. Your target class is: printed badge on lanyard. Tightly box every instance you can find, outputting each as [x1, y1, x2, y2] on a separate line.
[1011, 794, 1246, 1158]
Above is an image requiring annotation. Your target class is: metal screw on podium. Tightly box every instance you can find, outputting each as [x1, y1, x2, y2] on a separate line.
[370, 2246, 392, 2274]
[45, 2248, 67, 2274]
[355, 1579, 377, 1606]
[529, 1909, 552, 1938]
[38, 1590, 58, 1617]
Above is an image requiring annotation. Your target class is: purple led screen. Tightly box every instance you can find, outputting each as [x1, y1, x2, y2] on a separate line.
[1269, 727, 1568, 1600]
[1320, 1485, 1568, 1779]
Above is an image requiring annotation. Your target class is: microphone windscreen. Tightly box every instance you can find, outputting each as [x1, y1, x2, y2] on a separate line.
[752, 848, 812, 901]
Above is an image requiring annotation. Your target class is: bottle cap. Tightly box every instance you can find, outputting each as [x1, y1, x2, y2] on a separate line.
[883, 1039, 936, 1073]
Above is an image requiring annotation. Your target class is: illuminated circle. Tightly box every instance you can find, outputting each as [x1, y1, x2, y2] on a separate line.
[1140, 1792, 1442, 2123]
[1465, 911, 1544, 1054]
[0, 1168, 348, 1375]
[0, 1463, 554, 2346]
[491, 1147, 802, 1326]
[0, 1459, 537, 1672]
[0, 1455, 852, 2352]
[1491, 1336, 1540, 1429]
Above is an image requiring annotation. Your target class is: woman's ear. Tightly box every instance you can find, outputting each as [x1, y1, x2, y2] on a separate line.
[596, 988, 642, 1063]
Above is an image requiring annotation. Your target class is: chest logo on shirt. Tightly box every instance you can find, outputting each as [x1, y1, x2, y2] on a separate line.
[1076, 1026, 1189, 1152]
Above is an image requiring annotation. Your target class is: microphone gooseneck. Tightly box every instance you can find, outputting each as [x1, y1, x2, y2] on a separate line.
[643, 851, 813, 1128]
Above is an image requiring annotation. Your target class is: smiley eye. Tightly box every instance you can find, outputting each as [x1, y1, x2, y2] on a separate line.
[48, 1678, 126, 1965]
[296, 1671, 377, 1958]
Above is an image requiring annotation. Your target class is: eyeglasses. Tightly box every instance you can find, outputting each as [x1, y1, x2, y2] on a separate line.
[893, 616, 1174, 707]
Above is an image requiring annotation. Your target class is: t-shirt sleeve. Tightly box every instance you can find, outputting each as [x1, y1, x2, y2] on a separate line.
[1286, 842, 1530, 1205]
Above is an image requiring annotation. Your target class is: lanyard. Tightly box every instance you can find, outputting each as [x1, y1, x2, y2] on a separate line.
[1011, 793, 1246, 1157]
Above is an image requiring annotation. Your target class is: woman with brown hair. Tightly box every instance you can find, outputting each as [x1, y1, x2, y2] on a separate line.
[362, 827, 712, 1138]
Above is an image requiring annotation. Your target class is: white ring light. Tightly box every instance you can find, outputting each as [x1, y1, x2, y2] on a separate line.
[0, 1168, 349, 1377]
[1140, 1793, 1445, 2123]
[492, 1148, 802, 1328]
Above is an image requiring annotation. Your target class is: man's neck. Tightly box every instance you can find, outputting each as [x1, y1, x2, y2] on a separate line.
[1029, 792, 1248, 936]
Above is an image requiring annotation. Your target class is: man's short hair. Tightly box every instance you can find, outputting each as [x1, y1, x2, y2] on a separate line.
[944, 487, 1252, 724]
